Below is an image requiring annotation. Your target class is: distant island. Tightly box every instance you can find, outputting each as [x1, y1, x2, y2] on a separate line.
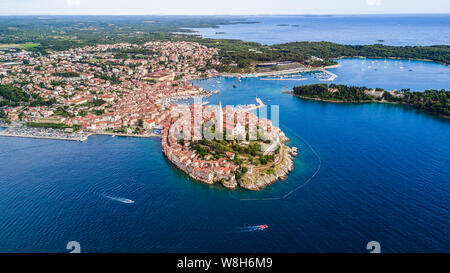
[289, 84, 449, 118]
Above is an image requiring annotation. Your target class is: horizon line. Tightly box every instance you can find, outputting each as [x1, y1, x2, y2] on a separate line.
[0, 12, 449, 16]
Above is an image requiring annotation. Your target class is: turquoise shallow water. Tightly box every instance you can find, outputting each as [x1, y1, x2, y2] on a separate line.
[0, 58, 449, 252]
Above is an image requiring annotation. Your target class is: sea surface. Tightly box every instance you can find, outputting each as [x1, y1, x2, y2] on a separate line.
[0, 57, 449, 252]
[191, 14, 450, 46]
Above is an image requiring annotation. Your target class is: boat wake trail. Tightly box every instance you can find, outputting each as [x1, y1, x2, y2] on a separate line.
[237, 225, 268, 232]
[102, 194, 135, 204]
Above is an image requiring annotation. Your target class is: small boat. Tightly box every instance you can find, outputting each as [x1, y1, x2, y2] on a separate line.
[258, 225, 268, 230]
[233, 84, 238, 88]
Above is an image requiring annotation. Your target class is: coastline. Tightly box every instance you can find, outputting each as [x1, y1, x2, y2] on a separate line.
[89, 131, 162, 138]
[0, 129, 163, 142]
[160, 101, 297, 191]
[0, 132, 88, 142]
[288, 92, 375, 103]
[288, 93, 450, 119]
[332, 56, 450, 67]
[239, 143, 295, 191]
[220, 64, 342, 78]
[162, 138, 296, 191]
[4, 52, 448, 143]
[217, 54, 450, 80]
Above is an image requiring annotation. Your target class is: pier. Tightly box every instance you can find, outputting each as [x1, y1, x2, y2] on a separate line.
[220, 64, 341, 78]
[260, 77, 307, 81]
[237, 97, 265, 112]
[0, 127, 162, 142]
[317, 69, 338, 81]
[0, 127, 89, 142]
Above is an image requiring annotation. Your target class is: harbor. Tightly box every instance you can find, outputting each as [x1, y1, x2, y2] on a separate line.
[260, 76, 307, 81]
[314, 69, 338, 81]
[0, 126, 90, 142]
[236, 97, 265, 112]
[0, 126, 163, 142]
[221, 64, 340, 81]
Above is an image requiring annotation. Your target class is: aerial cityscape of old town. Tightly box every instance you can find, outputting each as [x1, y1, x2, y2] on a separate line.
[0, 40, 298, 190]
[0, 42, 220, 137]
[0, 1, 449, 256]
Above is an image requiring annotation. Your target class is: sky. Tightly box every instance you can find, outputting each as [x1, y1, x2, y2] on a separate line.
[0, 0, 449, 15]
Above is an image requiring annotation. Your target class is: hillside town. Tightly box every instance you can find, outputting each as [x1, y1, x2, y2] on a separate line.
[0, 41, 220, 135]
[162, 102, 296, 190]
[0, 41, 297, 190]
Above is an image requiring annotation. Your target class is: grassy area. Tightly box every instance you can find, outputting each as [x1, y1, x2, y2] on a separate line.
[26, 122, 82, 131]
[21, 42, 40, 49]
[26, 122, 69, 129]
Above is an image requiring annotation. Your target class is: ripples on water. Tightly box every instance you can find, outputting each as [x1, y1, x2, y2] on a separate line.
[0, 58, 449, 252]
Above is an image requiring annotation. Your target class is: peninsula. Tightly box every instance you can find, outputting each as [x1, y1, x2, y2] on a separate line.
[1, 16, 448, 190]
[162, 103, 296, 190]
[289, 84, 450, 117]
[0, 40, 297, 190]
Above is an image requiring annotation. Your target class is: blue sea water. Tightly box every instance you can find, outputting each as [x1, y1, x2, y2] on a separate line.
[191, 14, 450, 46]
[329, 58, 450, 91]
[0, 57, 449, 253]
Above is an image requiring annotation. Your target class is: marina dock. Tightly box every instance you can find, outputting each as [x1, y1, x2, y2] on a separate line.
[260, 77, 307, 81]
[0, 128, 89, 142]
[238, 97, 265, 112]
[317, 69, 338, 81]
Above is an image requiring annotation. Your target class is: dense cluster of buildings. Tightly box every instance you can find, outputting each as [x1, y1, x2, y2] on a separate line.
[161, 102, 285, 189]
[1, 42, 221, 134]
[1, 41, 296, 190]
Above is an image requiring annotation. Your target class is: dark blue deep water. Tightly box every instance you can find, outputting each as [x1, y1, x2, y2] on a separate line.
[0, 15, 450, 252]
[0, 57, 449, 253]
[191, 14, 450, 46]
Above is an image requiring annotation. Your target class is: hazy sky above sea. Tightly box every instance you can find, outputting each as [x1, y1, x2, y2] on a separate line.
[0, 0, 449, 15]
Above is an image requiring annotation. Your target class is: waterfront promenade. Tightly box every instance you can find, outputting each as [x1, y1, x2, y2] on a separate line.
[90, 132, 161, 138]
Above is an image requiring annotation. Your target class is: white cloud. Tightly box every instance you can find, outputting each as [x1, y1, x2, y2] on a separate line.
[367, 0, 382, 6]
[67, 0, 81, 6]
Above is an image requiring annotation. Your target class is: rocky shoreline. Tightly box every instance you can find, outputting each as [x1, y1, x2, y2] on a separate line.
[238, 143, 296, 191]
[162, 140, 297, 191]
[160, 102, 299, 191]
[162, 145, 235, 187]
